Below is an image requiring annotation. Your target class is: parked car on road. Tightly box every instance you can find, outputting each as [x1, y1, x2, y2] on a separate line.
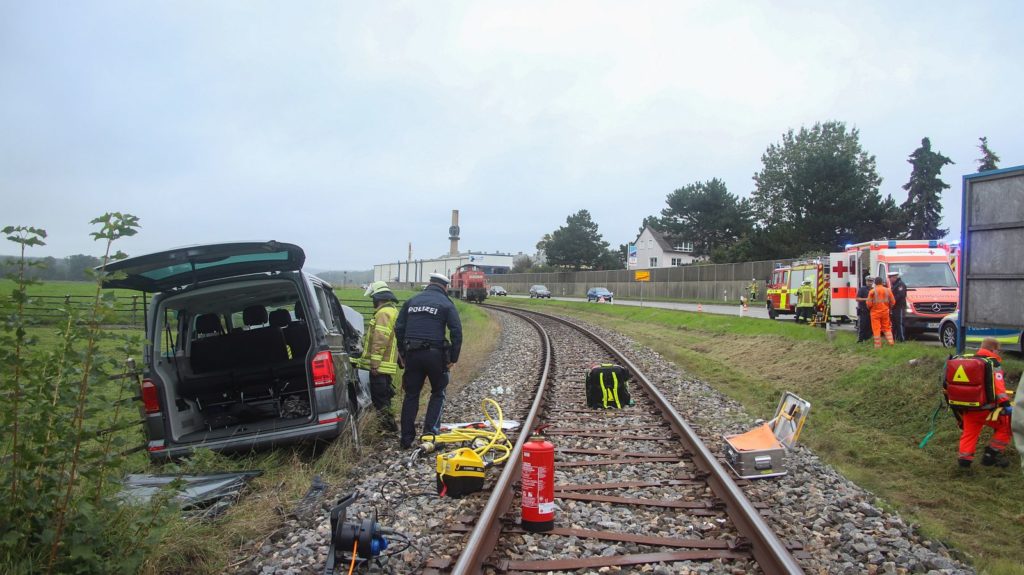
[529, 285, 552, 298]
[938, 311, 1023, 352]
[104, 241, 370, 460]
[489, 285, 508, 296]
[587, 287, 614, 303]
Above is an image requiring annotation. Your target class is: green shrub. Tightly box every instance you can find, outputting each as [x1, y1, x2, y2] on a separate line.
[0, 216, 173, 574]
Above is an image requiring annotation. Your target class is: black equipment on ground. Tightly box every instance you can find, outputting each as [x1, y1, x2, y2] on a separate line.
[585, 363, 633, 409]
[323, 493, 388, 575]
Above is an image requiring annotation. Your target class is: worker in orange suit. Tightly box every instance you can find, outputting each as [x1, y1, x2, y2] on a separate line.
[865, 276, 895, 348]
[956, 338, 1012, 468]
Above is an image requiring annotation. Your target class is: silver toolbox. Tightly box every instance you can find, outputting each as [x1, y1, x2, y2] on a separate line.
[723, 392, 810, 479]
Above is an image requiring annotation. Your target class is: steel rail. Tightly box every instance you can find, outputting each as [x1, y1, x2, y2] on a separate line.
[450, 307, 552, 574]
[453, 305, 803, 575]
[539, 309, 804, 575]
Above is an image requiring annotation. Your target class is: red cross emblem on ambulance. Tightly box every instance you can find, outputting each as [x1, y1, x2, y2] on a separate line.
[832, 261, 849, 278]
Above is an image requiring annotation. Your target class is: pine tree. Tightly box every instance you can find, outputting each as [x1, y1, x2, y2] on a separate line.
[976, 136, 1000, 172]
[900, 137, 952, 239]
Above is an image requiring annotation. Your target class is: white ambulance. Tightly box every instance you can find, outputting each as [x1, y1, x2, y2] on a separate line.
[828, 240, 958, 332]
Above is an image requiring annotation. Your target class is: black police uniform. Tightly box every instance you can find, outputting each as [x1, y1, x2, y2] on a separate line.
[394, 282, 463, 448]
[856, 274, 872, 342]
[890, 276, 908, 342]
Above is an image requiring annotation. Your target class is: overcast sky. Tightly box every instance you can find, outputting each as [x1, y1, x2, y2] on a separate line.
[2, 1, 1022, 270]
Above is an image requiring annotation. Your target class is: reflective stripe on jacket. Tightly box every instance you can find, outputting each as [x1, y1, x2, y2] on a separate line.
[866, 286, 894, 312]
[796, 285, 815, 307]
[353, 302, 399, 374]
[976, 348, 1010, 403]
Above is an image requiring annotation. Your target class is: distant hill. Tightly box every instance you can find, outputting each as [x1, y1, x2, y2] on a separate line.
[1, 254, 374, 287]
[1, 253, 102, 281]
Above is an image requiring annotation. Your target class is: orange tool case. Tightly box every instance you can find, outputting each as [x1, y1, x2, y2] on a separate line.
[723, 392, 811, 479]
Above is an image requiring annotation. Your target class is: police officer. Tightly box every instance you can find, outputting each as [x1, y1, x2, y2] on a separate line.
[888, 270, 908, 342]
[352, 281, 400, 432]
[395, 273, 463, 449]
[855, 270, 872, 343]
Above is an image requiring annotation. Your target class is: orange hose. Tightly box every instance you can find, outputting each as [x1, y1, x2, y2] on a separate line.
[347, 539, 358, 575]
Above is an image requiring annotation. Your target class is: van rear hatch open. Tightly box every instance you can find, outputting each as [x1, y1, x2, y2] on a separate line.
[103, 241, 305, 293]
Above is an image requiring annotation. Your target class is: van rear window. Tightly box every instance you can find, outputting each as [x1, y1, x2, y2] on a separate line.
[140, 252, 292, 281]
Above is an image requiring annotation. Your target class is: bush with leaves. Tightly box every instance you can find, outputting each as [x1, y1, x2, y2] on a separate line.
[0, 214, 174, 574]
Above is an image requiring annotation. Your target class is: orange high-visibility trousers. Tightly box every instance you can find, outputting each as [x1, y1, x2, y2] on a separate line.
[958, 410, 1011, 462]
[870, 310, 894, 348]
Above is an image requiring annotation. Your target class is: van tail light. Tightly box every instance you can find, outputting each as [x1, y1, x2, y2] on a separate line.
[311, 351, 336, 387]
[141, 379, 161, 414]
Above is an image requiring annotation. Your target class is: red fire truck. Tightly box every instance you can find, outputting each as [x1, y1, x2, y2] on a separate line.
[765, 259, 829, 322]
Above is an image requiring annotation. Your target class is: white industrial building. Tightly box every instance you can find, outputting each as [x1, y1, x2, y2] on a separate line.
[374, 251, 515, 284]
[373, 209, 516, 284]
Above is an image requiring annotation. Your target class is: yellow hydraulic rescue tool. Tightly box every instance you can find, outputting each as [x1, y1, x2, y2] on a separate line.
[416, 398, 513, 498]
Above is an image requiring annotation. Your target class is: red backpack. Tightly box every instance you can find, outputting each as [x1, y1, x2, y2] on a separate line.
[943, 355, 999, 410]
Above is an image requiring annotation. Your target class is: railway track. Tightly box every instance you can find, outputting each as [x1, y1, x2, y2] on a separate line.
[429, 305, 804, 574]
[236, 304, 974, 575]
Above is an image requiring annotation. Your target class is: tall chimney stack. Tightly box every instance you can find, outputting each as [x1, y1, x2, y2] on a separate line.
[448, 210, 460, 256]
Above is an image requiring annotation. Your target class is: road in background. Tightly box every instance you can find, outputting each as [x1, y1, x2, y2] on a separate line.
[506, 294, 941, 345]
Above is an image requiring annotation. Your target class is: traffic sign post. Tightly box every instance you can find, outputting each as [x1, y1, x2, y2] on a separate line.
[634, 270, 650, 307]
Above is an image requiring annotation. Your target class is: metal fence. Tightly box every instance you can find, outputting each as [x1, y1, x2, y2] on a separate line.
[488, 258, 794, 302]
[2, 294, 149, 327]
[4, 294, 379, 328]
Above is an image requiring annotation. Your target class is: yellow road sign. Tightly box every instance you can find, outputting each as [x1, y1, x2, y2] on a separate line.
[634, 270, 650, 282]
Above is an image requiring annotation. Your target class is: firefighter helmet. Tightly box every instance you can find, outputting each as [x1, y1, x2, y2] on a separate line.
[364, 280, 390, 297]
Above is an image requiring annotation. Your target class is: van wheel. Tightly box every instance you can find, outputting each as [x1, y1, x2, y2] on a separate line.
[768, 306, 777, 320]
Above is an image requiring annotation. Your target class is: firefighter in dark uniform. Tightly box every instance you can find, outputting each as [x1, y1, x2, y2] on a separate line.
[395, 273, 463, 449]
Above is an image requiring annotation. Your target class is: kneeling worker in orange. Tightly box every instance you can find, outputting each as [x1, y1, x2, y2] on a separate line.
[957, 338, 1013, 468]
[865, 276, 895, 348]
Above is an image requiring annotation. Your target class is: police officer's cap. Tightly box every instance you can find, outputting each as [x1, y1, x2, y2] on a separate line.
[429, 273, 450, 286]
[364, 280, 390, 297]
[886, 270, 900, 276]
[802, 278, 811, 284]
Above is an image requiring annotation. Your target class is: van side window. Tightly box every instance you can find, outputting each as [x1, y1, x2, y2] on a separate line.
[314, 284, 338, 333]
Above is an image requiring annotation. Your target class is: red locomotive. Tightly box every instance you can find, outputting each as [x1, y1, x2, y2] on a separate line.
[449, 264, 489, 303]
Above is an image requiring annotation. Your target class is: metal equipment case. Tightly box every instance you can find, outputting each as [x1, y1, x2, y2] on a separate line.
[723, 392, 810, 479]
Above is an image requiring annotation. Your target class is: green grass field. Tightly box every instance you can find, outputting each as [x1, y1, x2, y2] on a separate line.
[9, 279, 1021, 572]
[5, 279, 498, 573]
[492, 298, 1024, 574]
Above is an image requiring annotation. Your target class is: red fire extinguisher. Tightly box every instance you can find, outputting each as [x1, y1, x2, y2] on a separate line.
[521, 436, 555, 532]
